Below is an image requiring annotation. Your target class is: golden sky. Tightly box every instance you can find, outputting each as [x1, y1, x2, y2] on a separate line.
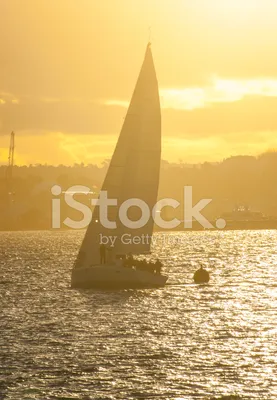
[1, 0, 277, 165]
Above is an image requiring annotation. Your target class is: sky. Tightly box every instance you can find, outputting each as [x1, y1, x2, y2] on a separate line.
[1, 0, 277, 165]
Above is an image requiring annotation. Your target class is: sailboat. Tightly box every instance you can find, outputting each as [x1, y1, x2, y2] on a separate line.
[71, 43, 168, 289]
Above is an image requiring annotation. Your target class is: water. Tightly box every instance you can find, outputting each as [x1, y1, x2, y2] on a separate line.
[1, 230, 277, 400]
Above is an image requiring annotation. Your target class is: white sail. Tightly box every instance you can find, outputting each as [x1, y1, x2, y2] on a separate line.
[75, 43, 161, 268]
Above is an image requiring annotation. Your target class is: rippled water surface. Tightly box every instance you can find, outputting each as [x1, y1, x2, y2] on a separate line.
[1, 230, 277, 400]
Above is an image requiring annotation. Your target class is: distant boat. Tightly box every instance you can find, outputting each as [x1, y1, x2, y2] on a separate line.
[71, 44, 168, 289]
[159, 203, 277, 232]
[214, 204, 277, 230]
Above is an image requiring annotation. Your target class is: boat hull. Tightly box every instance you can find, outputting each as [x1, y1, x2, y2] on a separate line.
[71, 265, 168, 289]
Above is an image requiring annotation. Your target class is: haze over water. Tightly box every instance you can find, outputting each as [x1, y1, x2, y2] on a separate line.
[1, 230, 277, 399]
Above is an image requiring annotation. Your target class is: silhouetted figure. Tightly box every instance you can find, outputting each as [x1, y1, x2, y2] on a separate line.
[193, 265, 210, 284]
[147, 261, 155, 274]
[141, 259, 148, 271]
[123, 254, 133, 268]
[127, 253, 134, 267]
[122, 256, 128, 267]
[99, 244, 106, 264]
[155, 259, 162, 274]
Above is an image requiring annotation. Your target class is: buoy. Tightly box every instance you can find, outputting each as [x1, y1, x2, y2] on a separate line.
[193, 267, 210, 284]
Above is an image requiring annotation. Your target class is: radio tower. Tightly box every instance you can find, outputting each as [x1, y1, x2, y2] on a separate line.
[6, 131, 15, 200]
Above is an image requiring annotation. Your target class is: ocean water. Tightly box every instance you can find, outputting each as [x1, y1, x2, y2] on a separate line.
[1, 230, 277, 400]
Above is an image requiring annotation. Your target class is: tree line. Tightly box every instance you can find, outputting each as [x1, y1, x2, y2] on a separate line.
[0, 152, 277, 230]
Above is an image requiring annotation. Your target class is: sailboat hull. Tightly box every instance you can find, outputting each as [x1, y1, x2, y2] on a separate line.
[71, 265, 168, 289]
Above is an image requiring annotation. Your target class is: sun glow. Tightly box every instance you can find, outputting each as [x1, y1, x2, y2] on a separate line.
[2, 0, 277, 165]
[207, 0, 260, 12]
[198, 0, 263, 24]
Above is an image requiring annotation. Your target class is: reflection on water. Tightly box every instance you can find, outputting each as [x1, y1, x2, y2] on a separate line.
[1, 230, 277, 399]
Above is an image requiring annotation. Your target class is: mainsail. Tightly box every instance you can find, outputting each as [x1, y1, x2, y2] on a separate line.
[76, 43, 161, 268]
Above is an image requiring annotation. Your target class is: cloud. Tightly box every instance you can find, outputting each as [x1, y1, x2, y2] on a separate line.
[162, 95, 277, 139]
[1, 81, 277, 141]
[102, 99, 129, 108]
[104, 77, 277, 111]
[0, 98, 125, 136]
[1, 76, 277, 167]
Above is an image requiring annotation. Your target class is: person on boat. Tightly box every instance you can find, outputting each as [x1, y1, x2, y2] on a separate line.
[136, 259, 150, 272]
[136, 259, 144, 270]
[120, 254, 126, 267]
[155, 259, 162, 274]
[145, 261, 155, 274]
[139, 259, 147, 271]
[127, 253, 134, 267]
[99, 244, 106, 264]
[150, 262, 156, 274]
[123, 254, 133, 268]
